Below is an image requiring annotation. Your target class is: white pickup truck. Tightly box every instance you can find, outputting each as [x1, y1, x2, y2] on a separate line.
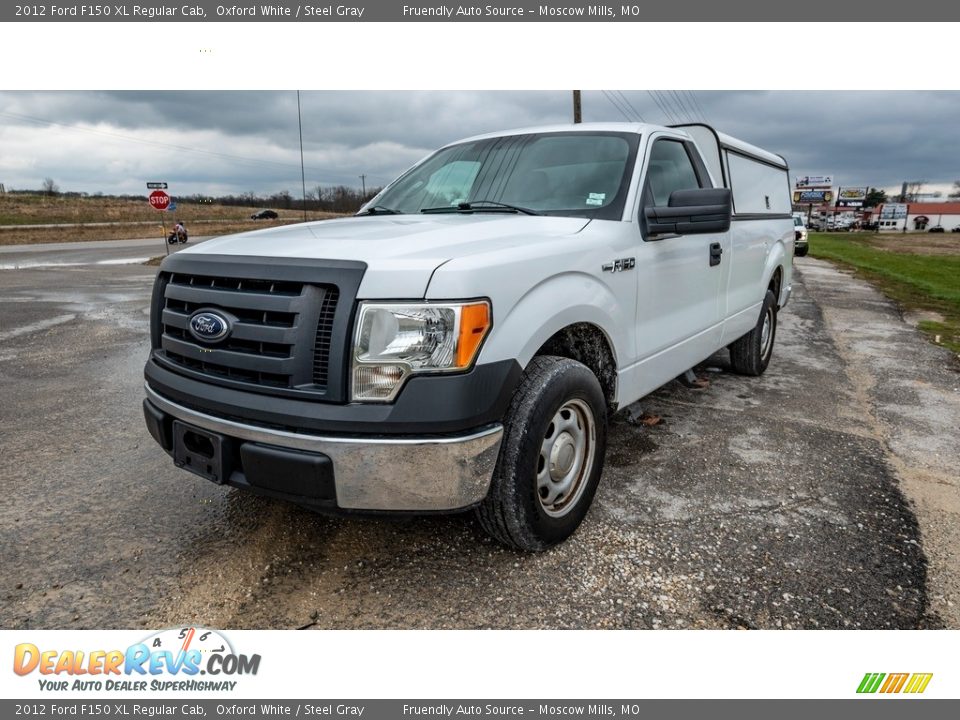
[143, 122, 794, 551]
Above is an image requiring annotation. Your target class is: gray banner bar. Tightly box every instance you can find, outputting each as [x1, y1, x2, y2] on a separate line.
[2, 700, 958, 719]
[3, 1, 956, 22]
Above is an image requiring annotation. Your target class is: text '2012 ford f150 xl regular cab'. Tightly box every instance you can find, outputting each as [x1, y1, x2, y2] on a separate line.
[143, 122, 794, 551]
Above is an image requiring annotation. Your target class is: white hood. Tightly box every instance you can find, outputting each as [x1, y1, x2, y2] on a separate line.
[183, 214, 590, 297]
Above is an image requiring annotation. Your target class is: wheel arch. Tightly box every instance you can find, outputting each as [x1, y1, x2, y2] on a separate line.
[477, 271, 629, 410]
[534, 322, 618, 412]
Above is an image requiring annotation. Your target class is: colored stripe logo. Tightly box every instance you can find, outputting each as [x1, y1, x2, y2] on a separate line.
[857, 673, 933, 694]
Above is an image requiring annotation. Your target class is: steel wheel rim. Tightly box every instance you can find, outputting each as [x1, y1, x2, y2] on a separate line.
[536, 398, 596, 517]
[760, 307, 773, 357]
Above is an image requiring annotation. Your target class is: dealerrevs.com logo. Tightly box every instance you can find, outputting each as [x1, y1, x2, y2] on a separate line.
[13, 628, 261, 692]
[857, 673, 933, 695]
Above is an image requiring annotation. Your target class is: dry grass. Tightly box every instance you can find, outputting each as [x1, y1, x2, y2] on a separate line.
[0, 193, 344, 245]
[855, 232, 960, 256]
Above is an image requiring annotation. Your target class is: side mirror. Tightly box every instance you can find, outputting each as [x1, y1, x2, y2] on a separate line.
[645, 188, 732, 236]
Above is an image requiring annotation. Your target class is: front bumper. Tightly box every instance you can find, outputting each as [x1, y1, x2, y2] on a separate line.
[144, 384, 503, 512]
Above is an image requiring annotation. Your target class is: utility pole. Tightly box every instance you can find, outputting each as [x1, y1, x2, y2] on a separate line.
[297, 90, 308, 222]
[359, 174, 367, 197]
[573, 90, 582, 123]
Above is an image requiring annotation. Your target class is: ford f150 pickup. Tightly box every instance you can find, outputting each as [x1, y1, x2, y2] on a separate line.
[143, 122, 794, 551]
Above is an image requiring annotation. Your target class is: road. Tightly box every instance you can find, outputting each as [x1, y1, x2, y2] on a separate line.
[0, 236, 213, 268]
[1, 240, 957, 630]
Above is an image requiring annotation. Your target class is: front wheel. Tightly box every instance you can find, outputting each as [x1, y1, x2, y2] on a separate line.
[729, 289, 778, 376]
[476, 356, 607, 551]
[795, 245, 809, 257]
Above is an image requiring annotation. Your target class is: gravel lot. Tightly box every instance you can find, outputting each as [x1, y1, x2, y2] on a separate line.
[1, 245, 957, 630]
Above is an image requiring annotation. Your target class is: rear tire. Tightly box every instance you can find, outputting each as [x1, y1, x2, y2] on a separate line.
[729, 289, 777, 376]
[476, 356, 607, 552]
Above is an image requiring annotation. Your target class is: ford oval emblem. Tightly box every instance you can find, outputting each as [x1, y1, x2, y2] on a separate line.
[188, 311, 230, 342]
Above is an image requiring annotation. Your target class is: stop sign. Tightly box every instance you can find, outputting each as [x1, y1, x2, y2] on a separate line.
[149, 190, 170, 211]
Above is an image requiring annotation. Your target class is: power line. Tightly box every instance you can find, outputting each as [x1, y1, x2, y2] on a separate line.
[682, 90, 704, 123]
[669, 90, 695, 124]
[600, 90, 633, 122]
[600, 90, 636, 122]
[647, 91, 677, 124]
[614, 91, 646, 123]
[686, 90, 708, 123]
[661, 90, 685, 123]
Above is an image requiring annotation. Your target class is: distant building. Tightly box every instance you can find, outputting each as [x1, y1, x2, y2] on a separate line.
[874, 202, 960, 232]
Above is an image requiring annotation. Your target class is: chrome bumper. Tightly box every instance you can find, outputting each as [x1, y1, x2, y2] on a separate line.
[145, 385, 503, 512]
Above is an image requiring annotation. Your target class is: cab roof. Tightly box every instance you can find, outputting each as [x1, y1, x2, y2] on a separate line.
[450, 121, 786, 169]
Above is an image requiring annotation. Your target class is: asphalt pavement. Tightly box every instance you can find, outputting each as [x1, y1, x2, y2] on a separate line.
[1, 241, 957, 630]
[0, 236, 213, 267]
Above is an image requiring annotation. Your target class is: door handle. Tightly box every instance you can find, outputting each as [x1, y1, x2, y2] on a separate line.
[709, 242, 723, 267]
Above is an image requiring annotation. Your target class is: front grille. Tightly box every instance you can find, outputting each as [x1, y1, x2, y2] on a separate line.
[157, 270, 337, 397]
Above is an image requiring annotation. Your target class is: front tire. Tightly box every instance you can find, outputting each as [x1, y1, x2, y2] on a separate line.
[729, 289, 777, 376]
[476, 356, 607, 551]
[795, 245, 809, 257]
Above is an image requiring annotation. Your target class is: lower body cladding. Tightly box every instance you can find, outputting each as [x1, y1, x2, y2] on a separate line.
[143, 385, 504, 513]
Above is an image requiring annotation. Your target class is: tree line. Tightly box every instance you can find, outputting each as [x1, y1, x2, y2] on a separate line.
[196, 186, 383, 214]
[5, 182, 384, 214]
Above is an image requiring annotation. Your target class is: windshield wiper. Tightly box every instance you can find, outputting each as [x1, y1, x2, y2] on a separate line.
[421, 200, 541, 216]
[357, 205, 400, 216]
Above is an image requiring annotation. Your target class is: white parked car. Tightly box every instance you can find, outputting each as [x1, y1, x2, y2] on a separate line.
[143, 122, 794, 551]
[792, 213, 809, 256]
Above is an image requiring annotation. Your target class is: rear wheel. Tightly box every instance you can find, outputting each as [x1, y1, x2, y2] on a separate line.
[476, 356, 607, 551]
[729, 289, 777, 376]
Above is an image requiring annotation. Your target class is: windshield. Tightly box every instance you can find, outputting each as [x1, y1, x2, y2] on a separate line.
[794, 217, 803, 227]
[370, 131, 639, 220]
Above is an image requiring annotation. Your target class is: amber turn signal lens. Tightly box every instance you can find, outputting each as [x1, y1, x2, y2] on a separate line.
[456, 302, 491, 368]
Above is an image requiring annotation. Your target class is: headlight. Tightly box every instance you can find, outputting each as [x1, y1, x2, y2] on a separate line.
[351, 301, 491, 402]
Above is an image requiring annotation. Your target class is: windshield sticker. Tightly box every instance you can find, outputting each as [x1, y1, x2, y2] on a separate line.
[586, 192, 606, 206]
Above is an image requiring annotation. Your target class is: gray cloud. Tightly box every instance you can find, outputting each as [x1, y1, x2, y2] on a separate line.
[0, 90, 957, 197]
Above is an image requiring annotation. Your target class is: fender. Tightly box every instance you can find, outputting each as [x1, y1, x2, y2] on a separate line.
[477, 271, 627, 372]
[762, 230, 794, 308]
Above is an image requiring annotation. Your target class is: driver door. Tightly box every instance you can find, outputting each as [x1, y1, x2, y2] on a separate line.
[632, 136, 729, 386]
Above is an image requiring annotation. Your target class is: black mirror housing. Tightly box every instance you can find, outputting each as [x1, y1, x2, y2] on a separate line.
[645, 187, 732, 235]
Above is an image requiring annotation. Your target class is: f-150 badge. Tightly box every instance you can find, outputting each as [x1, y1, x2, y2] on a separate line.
[602, 258, 636, 273]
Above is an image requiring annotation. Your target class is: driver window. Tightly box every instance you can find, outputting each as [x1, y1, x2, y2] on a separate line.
[645, 140, 701, 207]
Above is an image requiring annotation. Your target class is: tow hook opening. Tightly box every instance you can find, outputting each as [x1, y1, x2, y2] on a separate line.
[183, 430, 215, 458]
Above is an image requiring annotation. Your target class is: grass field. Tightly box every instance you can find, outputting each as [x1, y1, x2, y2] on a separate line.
[0, 194, 341, 245]
[809, 232, 960, 354]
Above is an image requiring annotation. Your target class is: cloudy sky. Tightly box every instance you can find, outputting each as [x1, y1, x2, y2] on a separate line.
[1, 90, 958, 198]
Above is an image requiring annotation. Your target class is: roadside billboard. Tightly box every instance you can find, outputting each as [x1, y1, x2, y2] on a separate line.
[879, 203, 908, 219]
[837, 187, 868, 208]
[795, 175, 834, 189]
[793, 189, 834, 204]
